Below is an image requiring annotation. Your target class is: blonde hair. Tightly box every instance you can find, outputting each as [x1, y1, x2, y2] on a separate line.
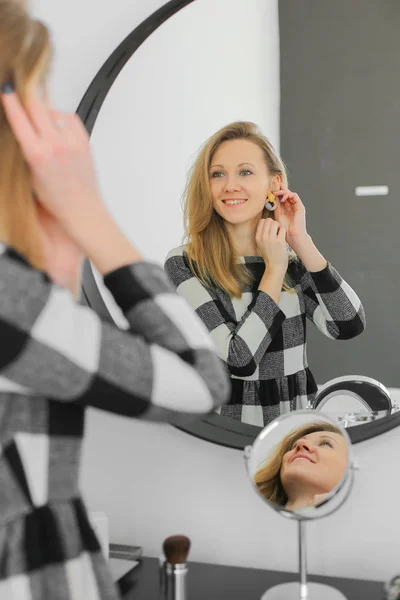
[254, 421, 344, 506]
[0, 0, 52, 269]
[183, 121, 293, 298]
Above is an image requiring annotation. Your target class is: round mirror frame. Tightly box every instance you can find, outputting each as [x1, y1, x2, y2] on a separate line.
[77, 0, 400, 449]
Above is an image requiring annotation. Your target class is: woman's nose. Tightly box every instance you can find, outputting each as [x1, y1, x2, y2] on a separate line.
[224, 176, 241, 192]
[296, 439, 312, 452]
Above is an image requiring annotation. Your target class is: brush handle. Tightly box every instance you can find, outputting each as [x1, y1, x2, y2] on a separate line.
[160, 561, 187, 600]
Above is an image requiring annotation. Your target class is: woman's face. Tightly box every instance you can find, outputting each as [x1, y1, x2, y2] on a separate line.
[209, 139, 279, 225]
[280, 431, 348, 501]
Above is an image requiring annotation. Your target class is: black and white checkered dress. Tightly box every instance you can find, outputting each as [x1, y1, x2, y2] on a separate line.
[0, 244, 229, 600]
[165, 246, 366, 427]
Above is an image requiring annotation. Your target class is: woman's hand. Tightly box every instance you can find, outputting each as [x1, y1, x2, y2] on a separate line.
[256, 218, 288, 273]
[311, 492, 331, 507]
[272, 186, 328, 272]
[1, 84, 143, 276]
[1, 85, 103, 230]
[273, 186, 308, 243]
[36, 203, 83, 297]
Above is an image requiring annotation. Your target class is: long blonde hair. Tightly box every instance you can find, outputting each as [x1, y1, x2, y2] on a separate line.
[254, 422, 344, 506]
[0, 0, 52, 269]
[183, 121, 292, 298]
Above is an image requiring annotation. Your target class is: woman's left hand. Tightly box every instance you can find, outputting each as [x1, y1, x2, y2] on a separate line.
[273, 186, 308, 242]
[311, 492, 331, 507]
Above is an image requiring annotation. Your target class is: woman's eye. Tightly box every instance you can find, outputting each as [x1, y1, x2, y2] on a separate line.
[240, 169, 252, 176]
[320, 441, 333, 448]
[211, 171, 224, 178]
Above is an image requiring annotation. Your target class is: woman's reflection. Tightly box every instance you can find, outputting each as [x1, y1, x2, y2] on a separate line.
[165, 121, 366, 427]
[254, 422, 348, 511]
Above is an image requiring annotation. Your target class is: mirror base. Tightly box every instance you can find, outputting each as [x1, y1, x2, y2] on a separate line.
[261, 582, 347, 600]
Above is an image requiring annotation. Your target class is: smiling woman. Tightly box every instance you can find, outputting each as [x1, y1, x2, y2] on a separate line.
[254, 421, 348, 512]
[165, 121, 366, 428]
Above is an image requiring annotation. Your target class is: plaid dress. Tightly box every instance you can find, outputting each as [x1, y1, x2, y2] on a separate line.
[0, 244, 229, 600]
[165, 246, 366, 427]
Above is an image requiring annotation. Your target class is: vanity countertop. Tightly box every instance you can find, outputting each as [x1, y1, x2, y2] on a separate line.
[117, 556, 384, 599]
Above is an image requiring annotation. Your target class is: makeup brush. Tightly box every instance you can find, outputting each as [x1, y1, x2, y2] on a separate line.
[163, 536, 191, 565]
[160, 535, 191, 600]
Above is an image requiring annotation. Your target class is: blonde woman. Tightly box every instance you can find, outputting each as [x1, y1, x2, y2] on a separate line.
[254, 421, 348, 511]
[165, 121, 365, 427]
[0, 1, 229, 598]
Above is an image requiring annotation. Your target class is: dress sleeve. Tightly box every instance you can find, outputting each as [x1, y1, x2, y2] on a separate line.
[290, 258, 366, 340]
[164, 248, 286, 377]
[0, 245, 230, 423]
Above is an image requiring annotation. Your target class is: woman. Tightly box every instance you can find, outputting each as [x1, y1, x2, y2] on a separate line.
[0, 2, 229, 599]
[165, 121, 366, 427]
[254, 422, 348, 511]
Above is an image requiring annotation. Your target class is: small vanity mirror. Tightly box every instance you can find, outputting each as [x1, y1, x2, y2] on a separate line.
[244, 410, 357, 599]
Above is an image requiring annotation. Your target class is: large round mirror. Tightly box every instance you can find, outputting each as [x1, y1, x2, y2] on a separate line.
[78, 0, 400, 448]
[244, 410, 357, 599]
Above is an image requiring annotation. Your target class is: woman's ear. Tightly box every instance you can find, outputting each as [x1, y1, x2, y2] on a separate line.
[270, 175, 282, 192]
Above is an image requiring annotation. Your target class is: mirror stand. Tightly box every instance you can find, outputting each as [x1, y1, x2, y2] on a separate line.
[261, 522, 347, 600]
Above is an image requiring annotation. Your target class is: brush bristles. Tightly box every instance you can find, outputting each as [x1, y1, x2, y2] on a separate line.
[163, 535, 191, 565]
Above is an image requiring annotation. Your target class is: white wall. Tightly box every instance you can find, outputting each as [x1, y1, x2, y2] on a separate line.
[80, 407, 400, 583]
[31, 0, 400, 586]
[32, 0, 170, 112]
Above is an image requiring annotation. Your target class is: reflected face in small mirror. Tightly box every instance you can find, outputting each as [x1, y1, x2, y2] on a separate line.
[254, 422, 348, 512]
[209, 139, 279, 226]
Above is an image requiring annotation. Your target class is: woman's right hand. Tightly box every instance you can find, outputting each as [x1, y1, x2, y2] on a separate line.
[256, 218, 288, 273]
[1, 86, 102, 225]
[1, 84, 141, 274]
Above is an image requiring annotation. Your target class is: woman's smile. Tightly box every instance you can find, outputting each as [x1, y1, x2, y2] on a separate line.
[222, 198, 248, 207]
[290, 453, 316, 464]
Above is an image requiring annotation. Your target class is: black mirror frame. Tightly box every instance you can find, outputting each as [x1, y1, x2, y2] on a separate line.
[77, 0, 400, 449]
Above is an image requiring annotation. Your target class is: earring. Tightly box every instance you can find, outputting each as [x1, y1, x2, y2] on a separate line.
[265, 192, 277, 211]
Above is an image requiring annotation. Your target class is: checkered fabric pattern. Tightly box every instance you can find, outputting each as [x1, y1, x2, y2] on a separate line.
[0, 244, 229, 600]
[165, 246, 366, 427]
